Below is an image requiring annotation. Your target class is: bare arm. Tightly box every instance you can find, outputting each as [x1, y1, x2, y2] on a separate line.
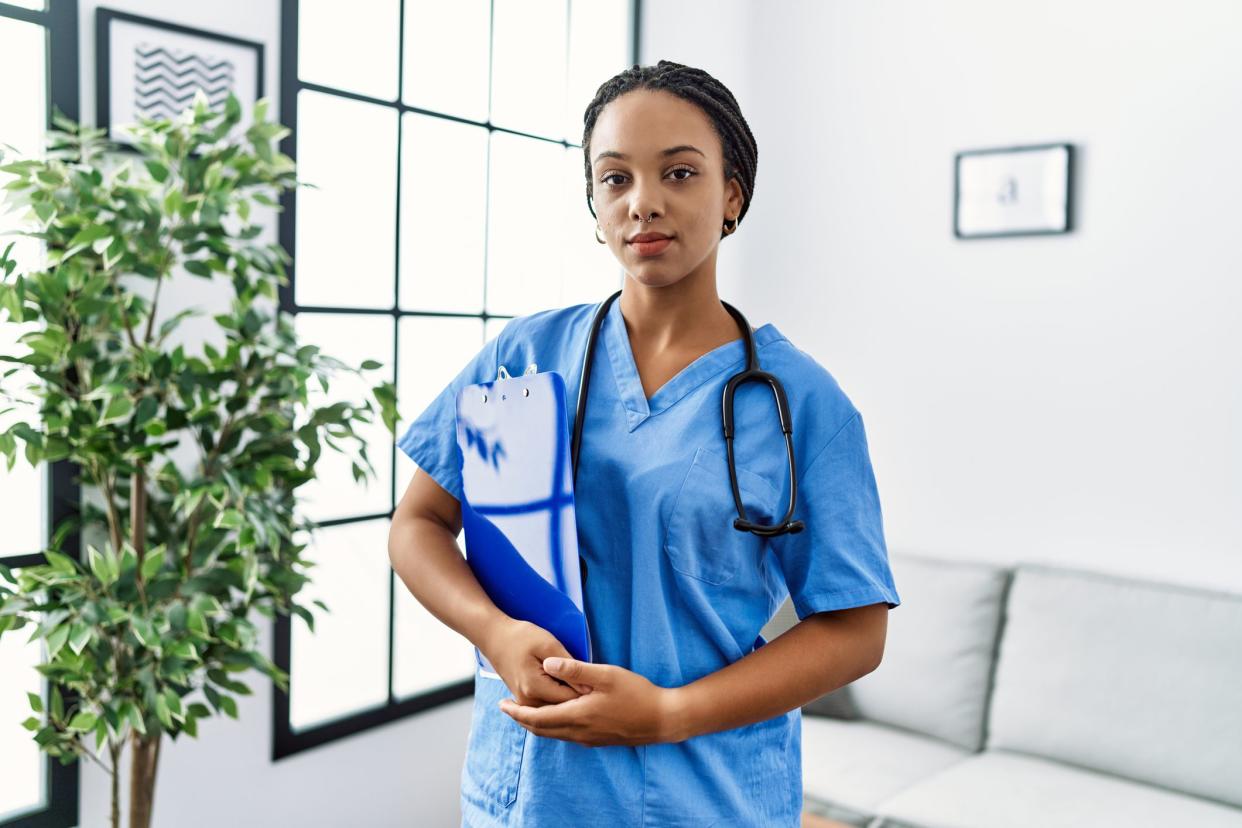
[387, 469, 508, 650]
[387, 469, 587, 705]
[661, 602, 889, 742]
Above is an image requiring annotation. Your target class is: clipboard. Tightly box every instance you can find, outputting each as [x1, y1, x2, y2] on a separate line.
[454, 362, 592, 680]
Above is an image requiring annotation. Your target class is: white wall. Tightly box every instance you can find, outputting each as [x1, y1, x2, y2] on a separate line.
[73, 2, 470, 826]
[644, 0, 1242, 593]
[64, 0, 1242, 824]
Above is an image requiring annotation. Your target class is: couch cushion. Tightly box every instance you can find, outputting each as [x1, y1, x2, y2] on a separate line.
[870, 749, 1242, 828]
[801, 715, 972, 826]
[987, 564, 1242, 808]
[849, 551, 1009, 751]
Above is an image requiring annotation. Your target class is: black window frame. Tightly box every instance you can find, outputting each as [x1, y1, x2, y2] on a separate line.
[272, 0, 641, 760]
[0, 3, 81, 826]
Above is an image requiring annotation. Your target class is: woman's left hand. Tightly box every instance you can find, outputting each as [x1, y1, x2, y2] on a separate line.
[498, 657, 680, 747]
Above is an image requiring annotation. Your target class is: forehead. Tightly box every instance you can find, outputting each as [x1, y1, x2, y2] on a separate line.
[591, 89, 718, 165]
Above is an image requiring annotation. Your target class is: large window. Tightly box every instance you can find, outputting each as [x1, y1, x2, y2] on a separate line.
[0, 2, 80, 825]
[274, 0, 639, 758]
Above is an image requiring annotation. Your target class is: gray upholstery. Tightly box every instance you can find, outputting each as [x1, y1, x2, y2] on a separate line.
[792, 552, 1242, 826]
[801, 717, 970, 826]
[987, 564, 1242, 808]
[869, 749, 1242, 828]
[849, 552, 1009, 751]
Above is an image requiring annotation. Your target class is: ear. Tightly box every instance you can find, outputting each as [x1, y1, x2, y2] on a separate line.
[724, 173, 744, 221]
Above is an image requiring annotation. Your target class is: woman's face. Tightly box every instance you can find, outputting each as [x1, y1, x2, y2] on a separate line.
[588, 88, 743, 288]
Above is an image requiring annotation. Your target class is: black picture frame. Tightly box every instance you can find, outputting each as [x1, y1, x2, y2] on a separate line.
[953, 142, 1075, 239]
[95, 7, 265, 149]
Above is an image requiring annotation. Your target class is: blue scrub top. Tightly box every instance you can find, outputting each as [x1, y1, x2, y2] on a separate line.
[398, 299, 901, 828]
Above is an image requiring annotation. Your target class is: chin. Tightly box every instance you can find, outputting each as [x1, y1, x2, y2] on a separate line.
[626, 266, 685, 289]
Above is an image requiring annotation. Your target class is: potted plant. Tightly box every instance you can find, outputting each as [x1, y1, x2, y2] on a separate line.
[0, 90, 396, 828]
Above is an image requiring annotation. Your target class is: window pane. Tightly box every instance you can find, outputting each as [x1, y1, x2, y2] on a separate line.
[398, 113, 487, 314]
[289, 519, 391, 730]
[565, 0, 631, 143]
[0, 15, 47, 559]
[0, 317, 46, 557]
[392, 565, 475, 699]
[0, 600, 46, 821]
[294, 90, 397, 310]
[0, 15, 47, 291]
[483, 316, 511, 348]
[403, 0, 489, 122]
[298, 0, 399, 100]
[486, 132, 569, 316]
[293, 313, 395, 524]
[2, 0, 45, 9]
[562, 145, 623, 306]
[394, 316, 485, 487]
[490, 0, 567, 139]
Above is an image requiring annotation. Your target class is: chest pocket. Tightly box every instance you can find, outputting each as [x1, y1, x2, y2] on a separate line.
[664, 446, 780, 585]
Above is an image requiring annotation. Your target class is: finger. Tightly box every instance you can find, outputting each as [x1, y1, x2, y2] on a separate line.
[543, 657, 610, 689]
[533, 673, 581, 704]
[499, 696, 587, 729]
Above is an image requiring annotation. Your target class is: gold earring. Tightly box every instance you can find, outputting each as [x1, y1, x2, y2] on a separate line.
[723, 217, 739, 235]
[595, 224, 607, 244]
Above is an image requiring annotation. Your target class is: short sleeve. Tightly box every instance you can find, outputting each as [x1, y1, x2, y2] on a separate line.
[396, 333, 500, 503]
[770, 409, 901, 620]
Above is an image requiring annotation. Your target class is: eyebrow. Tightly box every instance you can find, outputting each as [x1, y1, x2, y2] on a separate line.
[593, 145, 706, 165]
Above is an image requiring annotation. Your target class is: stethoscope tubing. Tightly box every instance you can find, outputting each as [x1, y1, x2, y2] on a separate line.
[571, 289, 804, 537]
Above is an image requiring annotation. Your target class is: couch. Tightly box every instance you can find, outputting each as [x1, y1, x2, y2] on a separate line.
[760, 551, 1242, 827]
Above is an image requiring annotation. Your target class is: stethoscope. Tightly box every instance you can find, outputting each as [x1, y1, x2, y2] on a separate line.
[570, 288, 806, 540]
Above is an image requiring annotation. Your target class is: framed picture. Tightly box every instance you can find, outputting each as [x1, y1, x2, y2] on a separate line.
[95, 8, 265, 147]
[954, 143, 1074, 239]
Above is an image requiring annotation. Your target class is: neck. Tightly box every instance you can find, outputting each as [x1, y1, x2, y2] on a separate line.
[618, 268, 741, 355]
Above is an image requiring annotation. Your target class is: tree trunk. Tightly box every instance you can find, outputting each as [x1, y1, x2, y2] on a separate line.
[128, 729, 161, 828]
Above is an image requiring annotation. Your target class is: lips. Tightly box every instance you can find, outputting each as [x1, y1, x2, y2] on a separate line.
[629, 236, 673, 256]
[629, 232, 672, 243]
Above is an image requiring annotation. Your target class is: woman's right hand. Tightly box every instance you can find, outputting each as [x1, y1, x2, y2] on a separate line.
[479, 617, 592, 706]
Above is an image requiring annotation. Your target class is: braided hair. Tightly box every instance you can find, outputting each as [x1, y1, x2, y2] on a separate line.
[581, 60, 758, 240]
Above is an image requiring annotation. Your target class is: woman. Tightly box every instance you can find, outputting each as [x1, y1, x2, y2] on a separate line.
[388, 60, 901, 828]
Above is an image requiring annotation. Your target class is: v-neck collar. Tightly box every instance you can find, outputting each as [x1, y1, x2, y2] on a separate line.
[604, 296, 784, 432]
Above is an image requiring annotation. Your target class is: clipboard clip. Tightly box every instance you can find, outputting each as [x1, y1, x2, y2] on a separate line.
[496, 362, 538, 381]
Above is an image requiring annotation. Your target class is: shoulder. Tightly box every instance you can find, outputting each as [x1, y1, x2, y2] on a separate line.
[753, 322, 862, 452]
[497, 302, 598, 344]
[492, 302, 600, 375]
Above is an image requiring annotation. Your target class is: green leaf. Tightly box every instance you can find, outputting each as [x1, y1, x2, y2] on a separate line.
[44, 549, 78, 574]
[134, 395, 159, 427]
[141, 544, 166, 580]
[67, 224, 111, 248]
[26, 691, 42, 714]
[183, 260, 212, 278]
[99, 395, 134, 426]
[87, 545, 116, 586]
[122, 699, 146, 735]
[154, 694, 173, 729]
[144, 160, 169, 182]
[213, 509, 244, 529]
[68, 711, 96, 732]
[46, 623, 70, 658]
[68, 621, 92, 655]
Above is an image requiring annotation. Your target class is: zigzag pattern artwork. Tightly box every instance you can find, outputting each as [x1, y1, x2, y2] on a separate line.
[133, 43, 235, 122]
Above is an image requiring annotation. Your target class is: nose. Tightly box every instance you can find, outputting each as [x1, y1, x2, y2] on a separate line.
[628, 176, 664, 223]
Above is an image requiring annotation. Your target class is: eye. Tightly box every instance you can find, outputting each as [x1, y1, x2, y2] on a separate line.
[599, 166, 698, 187]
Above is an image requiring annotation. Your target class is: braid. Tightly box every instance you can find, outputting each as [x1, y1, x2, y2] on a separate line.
[581, 60, 758, 240]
